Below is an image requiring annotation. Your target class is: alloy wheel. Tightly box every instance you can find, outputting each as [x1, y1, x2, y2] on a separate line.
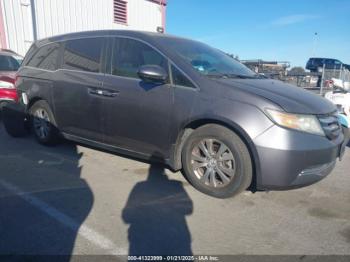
[191, 138, 236, 188]
[33, 108, 51, 140]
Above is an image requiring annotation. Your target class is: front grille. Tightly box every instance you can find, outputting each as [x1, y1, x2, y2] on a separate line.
[318, 113, 342, 140]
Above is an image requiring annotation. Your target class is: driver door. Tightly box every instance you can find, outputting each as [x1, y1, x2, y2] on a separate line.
[102, 37, 173, 158]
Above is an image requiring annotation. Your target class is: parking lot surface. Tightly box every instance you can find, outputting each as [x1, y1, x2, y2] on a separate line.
[0, 119, 349, 256]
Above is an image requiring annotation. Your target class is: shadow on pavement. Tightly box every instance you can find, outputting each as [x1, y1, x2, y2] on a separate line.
[122, 163, 193, 256]
[0, 117, 195, 256]
[0, 119, 93, 258]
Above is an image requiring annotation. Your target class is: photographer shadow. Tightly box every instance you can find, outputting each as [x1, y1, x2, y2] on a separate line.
[122, 163, 193, 256]
[0, 118, 93, 259]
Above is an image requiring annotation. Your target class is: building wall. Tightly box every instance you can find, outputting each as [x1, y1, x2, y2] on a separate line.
[0, 0, 165, 56]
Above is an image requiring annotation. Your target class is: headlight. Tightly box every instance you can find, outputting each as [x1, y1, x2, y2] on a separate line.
[266, 109, 325, 136]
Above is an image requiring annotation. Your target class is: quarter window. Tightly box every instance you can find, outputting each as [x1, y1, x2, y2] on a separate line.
[27, 43, 60, 71]
[111, 38, 168, 80]
[171, 65, 195, 88]
[62, 38, 104, 73]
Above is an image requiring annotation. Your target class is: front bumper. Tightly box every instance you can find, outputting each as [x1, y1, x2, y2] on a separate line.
[253, 124, 345, 190]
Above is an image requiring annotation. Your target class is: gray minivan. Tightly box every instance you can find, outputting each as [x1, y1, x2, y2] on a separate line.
[4, 30, 347, 198]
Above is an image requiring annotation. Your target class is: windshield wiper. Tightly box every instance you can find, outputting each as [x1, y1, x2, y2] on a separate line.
[207, 73, 258, 79]
[206, 73, 263, 79]
[225, 73, 255, 79]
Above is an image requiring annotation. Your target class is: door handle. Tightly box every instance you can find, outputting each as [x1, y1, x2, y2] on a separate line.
[88, 88, 101, 95]
[101, 90, 119, 97]
[88, 88, 119, 97]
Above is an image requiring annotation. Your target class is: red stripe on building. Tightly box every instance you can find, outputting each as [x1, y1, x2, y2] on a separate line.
[148, 0, 167, 32]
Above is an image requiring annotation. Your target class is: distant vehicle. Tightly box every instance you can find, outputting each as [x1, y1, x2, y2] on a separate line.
[0, 49, 23, 64]
[2, 30, 347, 198]
[306, 58, 349, 72]
[0, 50, 22, 110]
[324, 78, 350, 148]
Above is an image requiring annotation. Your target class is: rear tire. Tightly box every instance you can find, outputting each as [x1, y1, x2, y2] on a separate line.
[181, 124, 252, 198]
[2, 102, 29, 137]
[0, 101, 8, 110]
[29, 100, 60, 145]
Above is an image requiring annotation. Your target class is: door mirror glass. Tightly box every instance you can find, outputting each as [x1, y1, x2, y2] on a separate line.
[138, 65, 168, 83]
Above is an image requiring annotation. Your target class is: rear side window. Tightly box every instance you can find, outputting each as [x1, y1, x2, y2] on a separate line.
[111, 37, 168, 79]
[171, 65, 195, 88]
[0, 55, 20, 71]
[27, 43, 60, 71]
[22, 44, 37, 66]
[325, 59, 334, 65]
[310, 58, 322, 66]
[62, 38, 104, 73]
[317, 59, 325, 66]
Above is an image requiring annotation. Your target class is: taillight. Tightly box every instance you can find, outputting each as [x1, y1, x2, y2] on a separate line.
[0, 75, 18, 102]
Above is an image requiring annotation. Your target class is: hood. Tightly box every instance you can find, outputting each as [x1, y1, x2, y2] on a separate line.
[216, 78, 336, 115]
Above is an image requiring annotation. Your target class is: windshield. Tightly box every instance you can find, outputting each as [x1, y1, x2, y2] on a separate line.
[0, 55, 21, 71]
[159, 37, 258, 78]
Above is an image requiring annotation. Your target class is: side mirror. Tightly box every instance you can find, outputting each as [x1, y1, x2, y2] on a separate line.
[137, 65, 168, 83]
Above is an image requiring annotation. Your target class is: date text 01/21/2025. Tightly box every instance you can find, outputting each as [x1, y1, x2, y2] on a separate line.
[127, 255, 220, 261]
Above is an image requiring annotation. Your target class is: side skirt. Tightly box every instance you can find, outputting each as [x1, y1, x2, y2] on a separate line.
[61, 132, 172, 168]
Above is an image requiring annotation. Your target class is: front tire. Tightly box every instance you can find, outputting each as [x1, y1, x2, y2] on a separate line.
[181, 124, 252, 198]
[30, 100, 60, 145]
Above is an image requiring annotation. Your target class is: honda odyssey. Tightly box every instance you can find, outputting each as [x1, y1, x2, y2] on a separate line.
[5, 30, 347, 198]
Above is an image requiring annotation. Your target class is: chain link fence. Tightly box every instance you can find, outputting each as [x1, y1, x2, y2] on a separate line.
[240, 59, 349, 95]
[277, 68, 350, 95]
[321, 68, 350, 85]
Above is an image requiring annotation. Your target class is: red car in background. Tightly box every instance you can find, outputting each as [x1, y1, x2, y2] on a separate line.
[0, 49, 23, 110]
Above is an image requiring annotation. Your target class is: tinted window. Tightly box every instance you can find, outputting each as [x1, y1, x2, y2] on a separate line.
[0, 55, 20, 71]
[22, 44, 38, 66]
[314, 59, 322, 65]
[27, 43, 60, 70]
[62, 38, 104, 73]
[325, 59, 334, 65]
[171, 65, 195, 88]
[111, 38, 168, 79]
[309, 58, 323, 66]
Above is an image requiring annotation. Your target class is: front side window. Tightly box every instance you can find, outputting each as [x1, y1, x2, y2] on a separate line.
[111, 38, 168, 79]
[0, 55, 20, 71]
[27, 43, 60, 70]
[62, 38, 104, 73]
[158, 37, 258, 79]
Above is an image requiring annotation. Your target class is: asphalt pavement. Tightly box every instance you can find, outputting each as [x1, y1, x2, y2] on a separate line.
[0, 118, 349, 257]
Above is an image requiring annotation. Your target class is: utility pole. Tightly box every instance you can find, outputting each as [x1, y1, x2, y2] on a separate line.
[30, 0, 37, 41]
[312, 32, 318, 57]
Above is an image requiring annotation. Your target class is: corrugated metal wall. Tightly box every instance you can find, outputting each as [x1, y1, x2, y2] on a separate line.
[1, 0, 34, 55]
[0, 0, 163, 56]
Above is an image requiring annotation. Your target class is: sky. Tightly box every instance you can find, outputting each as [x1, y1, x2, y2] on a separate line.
[165, 0, 350, 68]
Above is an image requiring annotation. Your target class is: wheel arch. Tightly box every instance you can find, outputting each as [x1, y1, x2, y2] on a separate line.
[27, 97, 58, 127]
[27, 96, 45, 111]
[170, 118, 261, 191]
